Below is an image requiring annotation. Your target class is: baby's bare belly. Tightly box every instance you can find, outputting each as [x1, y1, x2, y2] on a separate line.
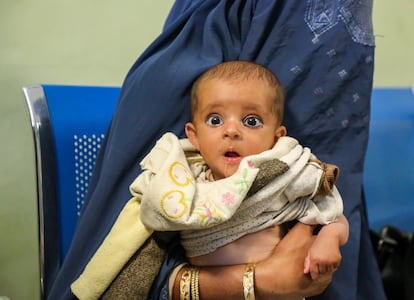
[189, 225, 284, 266]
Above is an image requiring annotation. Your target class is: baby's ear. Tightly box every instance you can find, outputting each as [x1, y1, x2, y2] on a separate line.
[276, 125, 287, 138]
[185, 122, 199, 149]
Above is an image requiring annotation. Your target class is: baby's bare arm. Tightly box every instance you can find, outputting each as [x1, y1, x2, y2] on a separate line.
[304, 214, 349, 280]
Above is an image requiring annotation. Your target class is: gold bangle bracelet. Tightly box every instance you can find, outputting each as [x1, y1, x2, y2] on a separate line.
[191, 268, 200, 300]
[243, 264, 256, 300]
[180, 268, 192, 300]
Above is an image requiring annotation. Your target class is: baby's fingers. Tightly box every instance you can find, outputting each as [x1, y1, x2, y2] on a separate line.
[310, 263, 339, 280]
[303, 255, 311, 274]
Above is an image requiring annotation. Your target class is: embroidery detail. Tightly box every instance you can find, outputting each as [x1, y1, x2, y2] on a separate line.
[222, 192, 235, 206]
[326, 49, 337, 58]
[169, 161, 193, 187]
[290, 65, 302, 75]
[161, 190, 188, 219]
[325, 107, 335, 117]
[194, 202, 222, 227]
[247, 160, 255, 168]
[313, 87, 324, 96]
[352, 93, 360, 103]
[365, 55, 373, 64]
[338, 69, 348, 79]
[235, 168, 251, 193]
[305, 0, 374, 46]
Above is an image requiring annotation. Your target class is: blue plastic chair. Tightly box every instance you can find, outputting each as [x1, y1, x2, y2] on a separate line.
[23, 84, 120, 299]
[363, 87, 414, 232]
[23, 84, 413, 299]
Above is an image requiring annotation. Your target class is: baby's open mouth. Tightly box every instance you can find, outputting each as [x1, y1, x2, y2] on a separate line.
[225, 151, 240, 158]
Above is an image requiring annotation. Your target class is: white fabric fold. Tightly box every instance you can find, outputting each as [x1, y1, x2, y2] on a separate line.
[138, 133, 343, 257]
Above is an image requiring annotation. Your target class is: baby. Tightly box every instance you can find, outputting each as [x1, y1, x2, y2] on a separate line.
[135, 60, 349, 279]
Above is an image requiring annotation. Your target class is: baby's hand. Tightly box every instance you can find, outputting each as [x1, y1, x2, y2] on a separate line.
[303, 233, 341, 280]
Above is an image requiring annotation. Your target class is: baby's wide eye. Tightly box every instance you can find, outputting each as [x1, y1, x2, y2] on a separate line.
[206, 114, 223, 126]
[243, 116, 263, 128]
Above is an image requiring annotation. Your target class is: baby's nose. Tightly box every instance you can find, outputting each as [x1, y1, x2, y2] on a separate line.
[224, 122, 241, 139]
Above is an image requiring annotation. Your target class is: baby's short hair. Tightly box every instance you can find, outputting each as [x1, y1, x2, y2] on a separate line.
[190, 61, 285, 121]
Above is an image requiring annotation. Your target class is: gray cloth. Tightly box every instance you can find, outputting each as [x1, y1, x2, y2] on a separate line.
[101, 237, 165, 300]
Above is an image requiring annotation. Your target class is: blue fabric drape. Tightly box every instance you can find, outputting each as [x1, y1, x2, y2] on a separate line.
[48, 1, 386, 299]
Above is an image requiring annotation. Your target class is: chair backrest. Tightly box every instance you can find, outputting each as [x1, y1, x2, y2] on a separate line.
[23, 84, 413, 298]
[363, 87, 414, 232]
[23, 84, 120, 299]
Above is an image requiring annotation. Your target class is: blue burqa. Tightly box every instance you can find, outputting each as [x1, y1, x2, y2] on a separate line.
[49, 1, 386, 299]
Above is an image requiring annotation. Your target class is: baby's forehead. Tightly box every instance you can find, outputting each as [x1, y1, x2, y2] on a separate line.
[196, 95, 275, 117]
[200, 75, 265, 85]
[196, 76, 274, 95]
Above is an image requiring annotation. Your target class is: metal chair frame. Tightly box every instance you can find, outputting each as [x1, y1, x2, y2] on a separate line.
[23, 84, 120, 299]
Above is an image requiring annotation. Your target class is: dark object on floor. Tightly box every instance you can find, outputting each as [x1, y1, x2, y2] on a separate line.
[370, 226, 414, 300]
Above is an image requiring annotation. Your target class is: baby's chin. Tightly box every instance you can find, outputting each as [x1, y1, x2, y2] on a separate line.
[220, 164, 239, 179]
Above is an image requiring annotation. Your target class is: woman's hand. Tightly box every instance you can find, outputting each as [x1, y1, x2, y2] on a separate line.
[255, 223, 335, 300]
[172, 223, 337, 300]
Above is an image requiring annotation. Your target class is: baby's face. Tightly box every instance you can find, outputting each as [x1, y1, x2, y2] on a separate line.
[186, 78, 286, 180]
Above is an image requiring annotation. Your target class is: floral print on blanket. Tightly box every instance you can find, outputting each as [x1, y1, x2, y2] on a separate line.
[160, 160, 255, 227]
